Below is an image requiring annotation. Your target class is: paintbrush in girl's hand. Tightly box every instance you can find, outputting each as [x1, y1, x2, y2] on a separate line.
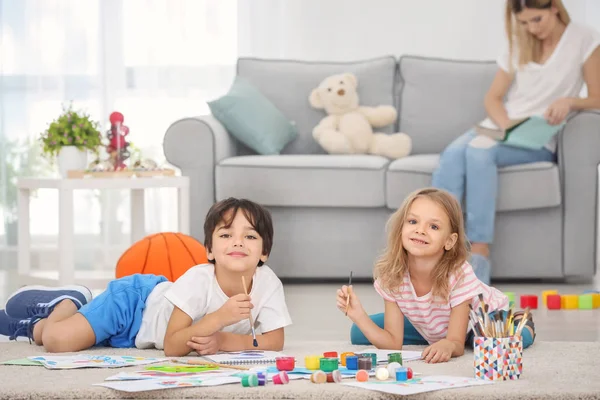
[241, 275, 258, 347]
[345, 271, 353, 316]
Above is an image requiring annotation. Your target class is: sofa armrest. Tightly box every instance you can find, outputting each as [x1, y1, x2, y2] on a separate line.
[558, 110, 600, 278]
[163, 115, 236, 242]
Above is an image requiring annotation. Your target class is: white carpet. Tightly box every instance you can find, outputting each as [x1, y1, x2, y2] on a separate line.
[0, 340, 598, 399]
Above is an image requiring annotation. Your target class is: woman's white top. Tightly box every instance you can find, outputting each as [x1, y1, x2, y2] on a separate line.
[483, 22, 600, 152]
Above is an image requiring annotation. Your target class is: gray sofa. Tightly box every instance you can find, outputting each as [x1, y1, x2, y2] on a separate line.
[163, 55, 600, 281]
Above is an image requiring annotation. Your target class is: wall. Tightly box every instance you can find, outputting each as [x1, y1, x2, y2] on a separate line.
[238, 0, 598, 62]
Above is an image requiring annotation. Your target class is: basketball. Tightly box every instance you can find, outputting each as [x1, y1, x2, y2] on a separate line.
[115, 232, 208, 281]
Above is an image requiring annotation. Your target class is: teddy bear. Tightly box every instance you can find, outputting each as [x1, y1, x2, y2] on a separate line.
[309, 73, 411, 159]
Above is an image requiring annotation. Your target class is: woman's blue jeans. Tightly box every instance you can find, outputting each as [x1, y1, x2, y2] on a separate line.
[431, 130, 556, 243]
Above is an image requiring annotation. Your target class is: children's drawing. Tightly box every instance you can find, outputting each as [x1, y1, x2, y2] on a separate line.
[95, 376, 241, 392]
[343, 375, 493, 396]
[28, 355, 167, 369]
[105, 369, 238, 381]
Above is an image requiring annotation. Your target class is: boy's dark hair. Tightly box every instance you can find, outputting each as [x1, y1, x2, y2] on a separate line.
[204, 198, 274, 267]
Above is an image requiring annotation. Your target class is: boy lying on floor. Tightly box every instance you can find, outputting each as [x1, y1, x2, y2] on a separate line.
[0, 198, 292, 356]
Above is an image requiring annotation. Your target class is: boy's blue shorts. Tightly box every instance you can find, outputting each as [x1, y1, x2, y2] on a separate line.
[78, 273, 168, 348]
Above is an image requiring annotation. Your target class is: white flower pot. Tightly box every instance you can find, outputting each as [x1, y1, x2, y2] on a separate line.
[57, 146, 88, 177]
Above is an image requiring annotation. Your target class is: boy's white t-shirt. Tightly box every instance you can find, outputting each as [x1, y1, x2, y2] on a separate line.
[135, 264, 293, 350]
[480, 22, 600, 151]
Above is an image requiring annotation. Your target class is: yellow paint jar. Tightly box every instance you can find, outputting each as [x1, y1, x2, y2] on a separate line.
[340, 352, 355, 366]
[305, 355, 321, 370]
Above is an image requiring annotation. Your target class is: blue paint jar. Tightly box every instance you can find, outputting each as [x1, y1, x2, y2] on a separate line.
[395, 367, 408, 381]
[345, 355, 358, 370]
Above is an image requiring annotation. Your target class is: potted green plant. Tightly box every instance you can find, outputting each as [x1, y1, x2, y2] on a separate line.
[39, 103, 103, 177]
[0, 138, 52, 245]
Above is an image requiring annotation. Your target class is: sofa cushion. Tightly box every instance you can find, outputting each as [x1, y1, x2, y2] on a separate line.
[386, 154, 561, 211]
[236, 57, 397, 155]
[216, 155, 390, 207]
[207, 76, 298, 155]
[396, 56, 497, 155]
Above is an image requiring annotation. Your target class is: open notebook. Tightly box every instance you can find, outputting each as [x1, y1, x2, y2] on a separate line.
[475, 115, 564, 150]
[202, 350, 286, 365]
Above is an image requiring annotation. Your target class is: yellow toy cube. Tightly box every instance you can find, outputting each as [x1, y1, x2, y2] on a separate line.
[562, 295, 579, 310]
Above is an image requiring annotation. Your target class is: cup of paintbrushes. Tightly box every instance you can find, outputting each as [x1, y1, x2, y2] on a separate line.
[473, 335, 523, 381]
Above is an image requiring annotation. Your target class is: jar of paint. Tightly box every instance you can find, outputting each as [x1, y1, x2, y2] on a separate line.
[345, 355, 359, 370]
[360, 353, 377, 366]
[319, 357, 339, 372]
[340, 351, 355, 366]
[357, 356, 372, 370]
[387, 352, 403, 365]
[275, 356, 295, 371]
[304, 355, 321, 370]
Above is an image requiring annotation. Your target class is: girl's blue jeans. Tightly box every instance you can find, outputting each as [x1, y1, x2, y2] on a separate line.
[350, 312, 534, 349]
[431, 129, 556, 243]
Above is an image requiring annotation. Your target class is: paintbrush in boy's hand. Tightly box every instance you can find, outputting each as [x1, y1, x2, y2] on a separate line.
[345, 271, 353, 316]
[241, 275, 258, 347]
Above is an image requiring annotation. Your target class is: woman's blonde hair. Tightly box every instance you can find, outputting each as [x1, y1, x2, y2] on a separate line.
[373, 188, 470, 302]
[505, 0, 570, 70]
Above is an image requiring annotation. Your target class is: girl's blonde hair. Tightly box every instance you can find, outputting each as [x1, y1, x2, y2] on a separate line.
[505, 0, 570, 70]
[374, 187, 470, 302]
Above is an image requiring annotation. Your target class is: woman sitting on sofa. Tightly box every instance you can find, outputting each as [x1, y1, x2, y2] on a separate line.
[431, 0, 600, 284]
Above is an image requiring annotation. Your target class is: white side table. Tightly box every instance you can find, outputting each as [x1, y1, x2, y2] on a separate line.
[17, 176, 190, 288]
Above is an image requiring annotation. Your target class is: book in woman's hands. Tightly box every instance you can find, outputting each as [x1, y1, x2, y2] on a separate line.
[474, 117, 529, 141]
[475, 116, 564, 149]
[202, 350, 286, 365]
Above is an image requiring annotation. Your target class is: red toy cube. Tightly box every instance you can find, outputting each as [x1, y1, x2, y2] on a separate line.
[520, 295, 538, 309]
[547, 294, 561, 310]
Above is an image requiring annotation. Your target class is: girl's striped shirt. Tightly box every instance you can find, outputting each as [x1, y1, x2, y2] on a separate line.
[374, 262, 509, 344]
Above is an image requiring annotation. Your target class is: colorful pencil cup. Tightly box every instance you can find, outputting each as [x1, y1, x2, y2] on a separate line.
[474, 336, 523, 381]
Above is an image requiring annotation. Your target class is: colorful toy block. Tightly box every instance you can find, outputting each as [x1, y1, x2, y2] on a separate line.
[593, 293, 600, 309]
[541, 290, 558, 306]
[546, 294, 561, 310]
[562, 294, 579, 310]
[520, 295, 538, 309]
[504, 292, 516, 307]
[578, 294, 594, 310]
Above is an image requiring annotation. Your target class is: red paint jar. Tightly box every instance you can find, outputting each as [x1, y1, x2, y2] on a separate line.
[327, 370, 342, 383]
[275, 356, 295, 371]
[323, 351, 338, 358]
[272, 370, 290, 384]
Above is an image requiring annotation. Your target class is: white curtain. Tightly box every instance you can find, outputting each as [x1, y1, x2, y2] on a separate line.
[0, 0, 238, 271]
